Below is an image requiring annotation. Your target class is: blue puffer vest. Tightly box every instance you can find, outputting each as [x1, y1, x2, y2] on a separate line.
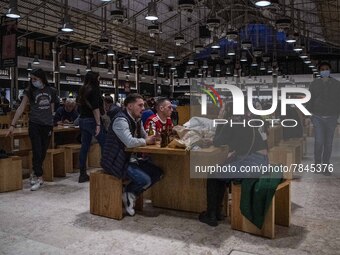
[100, 110, 141, 179]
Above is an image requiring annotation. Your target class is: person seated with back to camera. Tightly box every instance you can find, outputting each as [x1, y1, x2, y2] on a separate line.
[53, 98, 79, 126]
[143, 98, 174, 136]
[198, 100, 269, 227]
[101, 93, 163, 216]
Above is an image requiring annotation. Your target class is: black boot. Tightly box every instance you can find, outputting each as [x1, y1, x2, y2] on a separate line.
[199, 179, 223, 227]
[78, 168, 89, 183]
[199, 211, 218, 226]
[215, 183, 227, 221]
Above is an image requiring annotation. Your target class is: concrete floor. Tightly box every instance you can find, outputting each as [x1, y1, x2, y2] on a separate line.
[0, 137, 339, 255]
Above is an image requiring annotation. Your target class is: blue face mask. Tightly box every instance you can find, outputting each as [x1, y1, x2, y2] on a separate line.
[32, 80, 44, 89]
[320, 70, 330, 78]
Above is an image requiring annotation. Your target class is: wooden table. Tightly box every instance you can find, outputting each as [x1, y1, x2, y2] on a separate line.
[0, 126, 80, 151]
[127, 144, 228, 213]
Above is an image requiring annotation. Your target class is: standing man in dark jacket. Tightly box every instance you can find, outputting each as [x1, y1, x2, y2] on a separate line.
[307, 62, 340, 175]
[101, 93, 163, 216]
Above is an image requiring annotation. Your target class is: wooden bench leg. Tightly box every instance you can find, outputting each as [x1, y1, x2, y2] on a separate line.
[53, 151, 66, 177]
[64, 148, 73, 173]
[42, 152, 53, 182]
[275, 182, 291, 227]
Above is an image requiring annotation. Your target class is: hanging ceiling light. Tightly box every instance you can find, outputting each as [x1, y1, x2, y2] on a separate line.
[123, 59, 129, 69]
[159, 67, 165, 76]
[143, 64, 149, 72]
[202, 60, 208, 69]
[293, 43, 303, 52]
[130, 54, 137, 62]
[241, 40, 252, 50]
[285, 33, 297, 43]
[167, 53, 175, 59]
[6, 0, 21, 19]
[226, 30, 238, 42]
[107, 67, 113, 74]
[211, 36, 220, 49]
[194, 44, 204, 53]
[260, 62, 266, 71]
[206, 18, 220, 31]
[227, 48, 236, 56]
[178, 0, 195, 13]
[299, 51, 308, 59]
[107, 46, 115, 56]
[86, 63, 92, 72]
[60, 60, 66, 68]
[148, 24, 160, 37]
[187, 59, 195, 65]
[27, 63, 33, 71]
[145, 1, 158, 21]
[73, 53, 81, 61]
[61, 15, 74, 32]
[215, 64, 221, 72]
[174, 33, 185, 46]
[253, 48, 263, 57]
[76, 69, 81, 76]
[240, 52, 247, 62]
[147, 48, 156, 54]
[99, 57, 106, 65]
[267, 66, 273, 73]
[254, 1, 272, 7]
[251, 58, 258, 67]
[226, 67, 231, 75]
[304, 59, 311, 64]
[33, 55, 40, 65]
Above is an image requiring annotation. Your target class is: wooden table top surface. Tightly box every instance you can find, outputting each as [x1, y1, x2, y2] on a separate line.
[0, 126, 79, 137]
[126, 143, 228, 156]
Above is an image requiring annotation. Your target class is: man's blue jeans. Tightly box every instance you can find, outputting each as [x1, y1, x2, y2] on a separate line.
[79, 118, 106, 170]
[125, 161, 163, 195]
[311, 115, 338, 164]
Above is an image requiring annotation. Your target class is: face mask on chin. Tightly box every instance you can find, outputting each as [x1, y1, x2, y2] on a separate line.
[320, 70, 330, 78]
[32, 80, 44, 89]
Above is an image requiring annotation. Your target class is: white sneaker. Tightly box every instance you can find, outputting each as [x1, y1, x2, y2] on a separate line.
[29, 173, 37, 186]
[122, 192, 136, 216]
[30, 177, 43, 191]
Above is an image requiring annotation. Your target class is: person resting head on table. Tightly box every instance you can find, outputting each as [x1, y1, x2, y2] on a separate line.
[54, 98, 79, 126]
[101, 93, 164, 216]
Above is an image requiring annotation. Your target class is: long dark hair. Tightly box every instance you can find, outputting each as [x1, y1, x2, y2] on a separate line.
[79, 71, 99, 106]
[27, 68, 49, 101]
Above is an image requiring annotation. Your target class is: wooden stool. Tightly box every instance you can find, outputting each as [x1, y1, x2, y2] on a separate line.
[268, 147, 294, 179]
[28, 148, 66, 182]
[90, 170, 143, 220]
[58, 144, 86, 173]
[88, 143, 101, 168]
[0, 156, 22, 192]
[231, 180, 291, 239]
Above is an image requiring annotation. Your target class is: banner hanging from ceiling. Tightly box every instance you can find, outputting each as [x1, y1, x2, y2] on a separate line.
[0, 16, 18, 68]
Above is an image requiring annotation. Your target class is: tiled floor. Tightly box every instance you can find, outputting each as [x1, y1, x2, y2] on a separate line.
[0, 136, 339, 255]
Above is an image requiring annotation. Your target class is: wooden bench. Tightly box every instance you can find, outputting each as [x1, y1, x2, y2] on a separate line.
[88, 143, 101, 168]
[28, 148, 66, 182]
[58, 144, 84, 173]
[0, 156, 22, 192]
[231, 180, 291, 239]
[267, 126, 283, 149]
[90, 170, 143, 220]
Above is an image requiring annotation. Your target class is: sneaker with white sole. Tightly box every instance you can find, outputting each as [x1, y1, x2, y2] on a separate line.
[29, 173, 37, 186]
[30, 177, 43, 191]
[122, 192, 136, 216]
